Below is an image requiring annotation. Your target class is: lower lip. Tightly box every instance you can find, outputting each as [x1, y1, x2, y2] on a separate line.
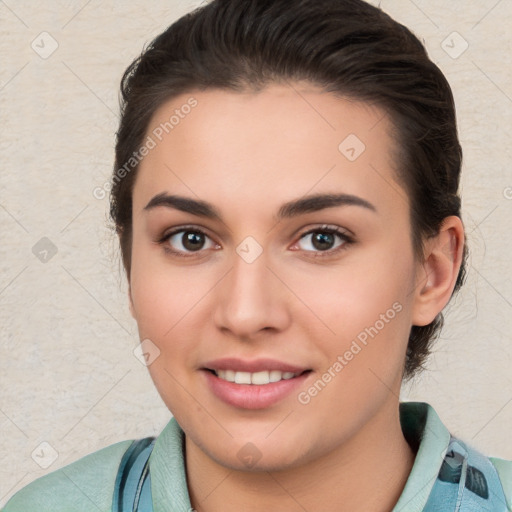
[202, 370, 311, 410]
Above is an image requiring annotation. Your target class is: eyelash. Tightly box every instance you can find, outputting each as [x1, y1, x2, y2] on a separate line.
[156, 224, 354, 259]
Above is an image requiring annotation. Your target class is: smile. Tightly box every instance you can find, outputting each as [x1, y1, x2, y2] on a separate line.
[212, 369, 303, 385]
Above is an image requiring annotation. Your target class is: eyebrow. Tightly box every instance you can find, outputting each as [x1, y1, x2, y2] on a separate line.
[143, 192, 376, 221]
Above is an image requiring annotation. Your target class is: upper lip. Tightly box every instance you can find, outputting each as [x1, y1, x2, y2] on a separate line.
[201, 357, 310, 374]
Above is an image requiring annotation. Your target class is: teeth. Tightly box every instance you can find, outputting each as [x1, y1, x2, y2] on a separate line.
[234, 371, 252, 384]
[215, 369, 301, 385]
[269, 370, 282, 383]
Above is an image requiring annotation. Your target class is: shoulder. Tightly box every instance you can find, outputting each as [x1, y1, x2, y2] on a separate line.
[1, 439, 133, 512]
[490, 456, 512, 511]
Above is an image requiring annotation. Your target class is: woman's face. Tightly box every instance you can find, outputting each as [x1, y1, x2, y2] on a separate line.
[129, 83, 423, 470]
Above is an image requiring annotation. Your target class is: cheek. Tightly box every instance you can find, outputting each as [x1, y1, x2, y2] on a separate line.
[290, 247, 415, 399]
[129, 241, 215, 384]
[129, 252, 206, 409]
[130, 239, 206, 335]
[288, 244, 414, 340]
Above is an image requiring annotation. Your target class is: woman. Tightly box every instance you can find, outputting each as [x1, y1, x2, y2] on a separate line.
[3, 0, 511, 510]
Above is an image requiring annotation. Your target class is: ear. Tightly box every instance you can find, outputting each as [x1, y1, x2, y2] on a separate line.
[411, 216, 465, 326]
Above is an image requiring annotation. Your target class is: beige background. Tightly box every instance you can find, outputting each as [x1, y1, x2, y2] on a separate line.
[1, 0, 511, 506]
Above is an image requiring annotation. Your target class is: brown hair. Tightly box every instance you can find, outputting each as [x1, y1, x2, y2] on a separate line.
[110, 0, 467, 381]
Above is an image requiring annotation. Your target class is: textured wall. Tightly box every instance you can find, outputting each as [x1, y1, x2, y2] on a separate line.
[1, 0, 511, 506]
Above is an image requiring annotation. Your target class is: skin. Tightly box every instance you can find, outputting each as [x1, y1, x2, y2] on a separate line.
[128, 83, 464, 512]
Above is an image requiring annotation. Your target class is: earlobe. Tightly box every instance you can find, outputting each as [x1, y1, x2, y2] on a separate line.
[412, 216, 465, 326]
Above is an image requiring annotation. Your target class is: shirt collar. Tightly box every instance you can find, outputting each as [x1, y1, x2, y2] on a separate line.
[149, 417, 192, 511]
[392, 402, 451, 511]
[149, 401, 450, 512]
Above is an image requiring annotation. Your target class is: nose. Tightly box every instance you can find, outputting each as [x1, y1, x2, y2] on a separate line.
[212, 246, 290, 340]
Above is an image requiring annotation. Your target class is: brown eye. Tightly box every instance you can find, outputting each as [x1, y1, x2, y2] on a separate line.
[310, 232, 337, 251]
[179, 231, 206, 251]
[159, 227, 218, 257]
[296, 226, 353, 256]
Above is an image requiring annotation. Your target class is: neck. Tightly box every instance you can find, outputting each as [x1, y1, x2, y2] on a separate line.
[185, 399, 416, 512]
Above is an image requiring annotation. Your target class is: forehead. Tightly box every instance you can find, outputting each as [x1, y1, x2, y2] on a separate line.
[132, 83, 406, 219]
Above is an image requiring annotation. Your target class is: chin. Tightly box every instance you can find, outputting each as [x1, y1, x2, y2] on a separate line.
[212, 445, 307, 473]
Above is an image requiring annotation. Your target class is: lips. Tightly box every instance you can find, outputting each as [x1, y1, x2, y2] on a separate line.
[201, 357, 309, 374]
[200, 358, 313, 409]
[202, 369, 311, 409]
